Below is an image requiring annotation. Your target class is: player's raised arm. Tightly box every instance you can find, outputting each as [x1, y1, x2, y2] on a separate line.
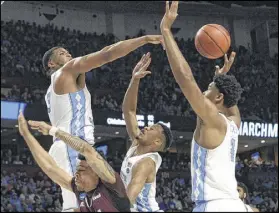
[215, 52, 241, 128]
[62, 35, 162, 75]
[18, 112, 73, 192]
[28, 120, 116, 184]
[160, 1, 223, 126]
[122, 53, 152, 144]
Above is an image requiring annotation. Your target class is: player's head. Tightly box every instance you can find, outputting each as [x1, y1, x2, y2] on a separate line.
[203, 74, 243, 109]
[74, 154, 99, 192]
[42, 47, 72, 73]
[136, 122, 173, 152]
[237, 182, 250, 204]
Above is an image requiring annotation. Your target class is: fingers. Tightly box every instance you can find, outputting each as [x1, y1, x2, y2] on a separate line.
[170, 1, 179, 14]
[142, 58, 152, 71]
[144, 71, 152, 75]
[18, 112, 26, 122]
[28, 120, 40, 127]
[224, 54, 229, 64]
[215, 65, 220, 73]
[166, 1, 170, 13]
[229, 51, 236, 64]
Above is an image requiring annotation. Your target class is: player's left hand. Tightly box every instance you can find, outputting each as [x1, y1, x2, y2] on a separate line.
[132, 53, 152, 79]
[28, 120, 51, 136]
[18, 112, 30, 136]
[145, 35, 165, 50]
[160, 1, 179, 32]
[215, 51, 236, 75]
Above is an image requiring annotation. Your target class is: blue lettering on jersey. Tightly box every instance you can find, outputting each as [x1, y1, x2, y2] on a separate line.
[79, 193, 86, 200]
[230, 138, 236, 162]
[46, 92, 51, 114]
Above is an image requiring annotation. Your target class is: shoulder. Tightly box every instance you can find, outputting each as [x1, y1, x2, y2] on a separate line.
[134, 157, 156, 172]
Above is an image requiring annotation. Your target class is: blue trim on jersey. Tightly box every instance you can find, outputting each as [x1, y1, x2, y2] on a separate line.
[192, 142, 207, 202]
[67, 90, 86, 175]
[136, 184, 152, 212]
[193, 202, 207, 212]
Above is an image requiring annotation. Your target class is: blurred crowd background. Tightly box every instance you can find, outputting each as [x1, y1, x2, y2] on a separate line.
[1, 1, 278, 212]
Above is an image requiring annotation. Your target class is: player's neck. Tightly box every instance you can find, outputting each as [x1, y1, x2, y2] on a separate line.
[216, 104, 227, 116]
[135, 144, 154, 156]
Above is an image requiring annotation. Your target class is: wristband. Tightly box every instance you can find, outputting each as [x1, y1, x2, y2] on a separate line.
[49, 126, 59, 137]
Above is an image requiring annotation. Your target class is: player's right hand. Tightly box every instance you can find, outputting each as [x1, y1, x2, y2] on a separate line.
[215, 51, 236, 75]
[132, 53, 152, 79]
[28, 120, 52, 136]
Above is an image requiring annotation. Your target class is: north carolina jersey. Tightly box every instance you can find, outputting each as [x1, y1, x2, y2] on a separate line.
[45, 72, 95, 145]
[45, 72, 95, 211]
[120, 146, 162, 212]
[191, 113, 239, 203]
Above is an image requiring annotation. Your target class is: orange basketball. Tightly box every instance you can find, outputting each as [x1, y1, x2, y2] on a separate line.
[195, 24, 231, 59]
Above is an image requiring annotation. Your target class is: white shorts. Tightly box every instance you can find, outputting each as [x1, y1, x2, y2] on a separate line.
[49, 140, 78, 211]
[193, 199, 248, 212]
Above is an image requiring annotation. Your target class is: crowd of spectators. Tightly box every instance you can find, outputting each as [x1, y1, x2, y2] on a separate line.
[1, 147, 278, 212]
[1, 20, 278, 123]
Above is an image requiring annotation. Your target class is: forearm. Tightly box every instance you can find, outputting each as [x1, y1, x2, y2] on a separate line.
[162, 29, 194, 86]
[22, 133, 56, 173]
[55, 130, 91, 155]
[122, 77, 140, 112]
[54, 129, 115, 183]
[105, 36, 148, 62]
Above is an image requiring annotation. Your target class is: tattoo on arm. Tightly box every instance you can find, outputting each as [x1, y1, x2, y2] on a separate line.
[55, 130, 87, 153]
[95, 152, 115, 178]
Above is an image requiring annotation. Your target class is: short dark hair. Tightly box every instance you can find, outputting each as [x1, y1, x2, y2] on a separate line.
[157, 122, 173, 151]
[213, 74, 243, 108]
[238, 182, 250, 204]
[42, 46, 62, 71]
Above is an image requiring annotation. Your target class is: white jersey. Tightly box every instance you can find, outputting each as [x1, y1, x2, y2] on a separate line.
[120, 146, 162, 212]
[45, 72, 95, 145]
[245, 204, 255, 212]
[191, 113, 239, 203]
[45, 72, 95, 211]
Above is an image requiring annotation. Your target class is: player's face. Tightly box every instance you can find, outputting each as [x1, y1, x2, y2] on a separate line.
[203, 82, 223, 105]
[75, 160, 99, 192]
[237, 186, 245, 200]
[49, 48, 72, 69]
[137, 124, 164, 147]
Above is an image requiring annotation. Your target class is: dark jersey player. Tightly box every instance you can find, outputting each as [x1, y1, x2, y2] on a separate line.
[18, 112, 130, 212]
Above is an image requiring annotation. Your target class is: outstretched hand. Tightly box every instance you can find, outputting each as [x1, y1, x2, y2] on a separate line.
[215, 52, 236, 75]
[132, 53, 152, 79]
[28, 120, 52, 136]
[160, 1, 179, 32]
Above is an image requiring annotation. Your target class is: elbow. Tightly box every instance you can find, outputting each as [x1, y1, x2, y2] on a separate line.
[107, 176, 116, 185]
[122, 104, 135, 114]
[44, 164, 54, 174]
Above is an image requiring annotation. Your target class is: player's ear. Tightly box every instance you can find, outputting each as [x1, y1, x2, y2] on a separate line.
[215, 92, 224, 104]
[244, 192, 247, 199]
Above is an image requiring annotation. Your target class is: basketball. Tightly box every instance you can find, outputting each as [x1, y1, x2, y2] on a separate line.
[195, 24, 231, 59]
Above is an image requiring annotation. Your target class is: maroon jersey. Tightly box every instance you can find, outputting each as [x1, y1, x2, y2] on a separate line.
[71, 172, 130, 212]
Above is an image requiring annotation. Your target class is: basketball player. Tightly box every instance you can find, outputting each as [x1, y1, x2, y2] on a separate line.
[160, 1, 245, 211]
[42, 35, 163, 211]
[237, 182, 260, 212]
[18, 112, 131, 212]
[121, 53, 173, 212]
